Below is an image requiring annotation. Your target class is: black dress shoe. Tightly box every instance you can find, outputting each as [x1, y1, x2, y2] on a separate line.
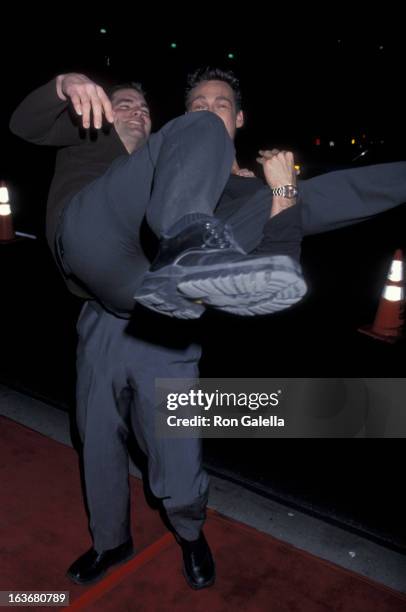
[134, 217, 306, 318]
[179, 532, 215, 590]
[67, 538, 135, 585]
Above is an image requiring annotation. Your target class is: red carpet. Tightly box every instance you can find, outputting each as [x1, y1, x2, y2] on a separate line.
[1, 415, 405, 611]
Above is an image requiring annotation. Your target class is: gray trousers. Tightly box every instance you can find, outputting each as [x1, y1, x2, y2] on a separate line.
[76, 300, 207, 550]
[59, 111, 234, 316]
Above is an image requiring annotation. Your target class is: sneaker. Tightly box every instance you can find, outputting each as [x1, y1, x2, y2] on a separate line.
[134, 218, 307, 318]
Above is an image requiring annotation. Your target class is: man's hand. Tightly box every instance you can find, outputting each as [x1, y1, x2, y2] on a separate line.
[231, 160, 256, 178]
[257, 149, 298, 218]
[256, 149, 296, 189]
[56, 73, 114, 129]
[233, 168, 256, 178]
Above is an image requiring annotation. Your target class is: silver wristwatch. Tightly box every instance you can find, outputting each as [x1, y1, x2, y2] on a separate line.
[271, 184, 298, 199]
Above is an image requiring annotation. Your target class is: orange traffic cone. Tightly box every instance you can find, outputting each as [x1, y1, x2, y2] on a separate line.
[0, 181, 16, 242]
[359, 249, 405, 343]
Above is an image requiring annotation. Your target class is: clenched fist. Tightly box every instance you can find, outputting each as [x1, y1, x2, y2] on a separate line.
[256, 149, 296, 190]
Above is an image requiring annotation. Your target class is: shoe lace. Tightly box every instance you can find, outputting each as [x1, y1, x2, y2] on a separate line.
[203, 221, 232, 249]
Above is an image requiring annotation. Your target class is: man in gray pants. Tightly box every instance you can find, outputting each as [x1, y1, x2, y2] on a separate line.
[10, 71, 305, 591]
[75, 299, 206, 576]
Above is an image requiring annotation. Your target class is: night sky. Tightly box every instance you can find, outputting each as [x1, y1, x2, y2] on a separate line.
[3, 16, 406, 148]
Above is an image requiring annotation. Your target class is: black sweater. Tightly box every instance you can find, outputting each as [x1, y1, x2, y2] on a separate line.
[10, 78, 128, 297]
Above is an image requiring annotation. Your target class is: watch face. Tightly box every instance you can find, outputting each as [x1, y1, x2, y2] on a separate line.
[285, 185, 298, 198]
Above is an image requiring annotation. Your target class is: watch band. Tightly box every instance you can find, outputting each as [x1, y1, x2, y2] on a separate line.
[271, 184, 298, 199]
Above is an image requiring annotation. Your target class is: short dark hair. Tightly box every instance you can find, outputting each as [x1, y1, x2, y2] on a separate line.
[185, 67, 242, 111]
[108, 81, 146, 100]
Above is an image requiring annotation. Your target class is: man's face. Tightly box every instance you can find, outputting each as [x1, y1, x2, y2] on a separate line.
[187, 80, 244, 139]
[111, 88, 152, 148]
